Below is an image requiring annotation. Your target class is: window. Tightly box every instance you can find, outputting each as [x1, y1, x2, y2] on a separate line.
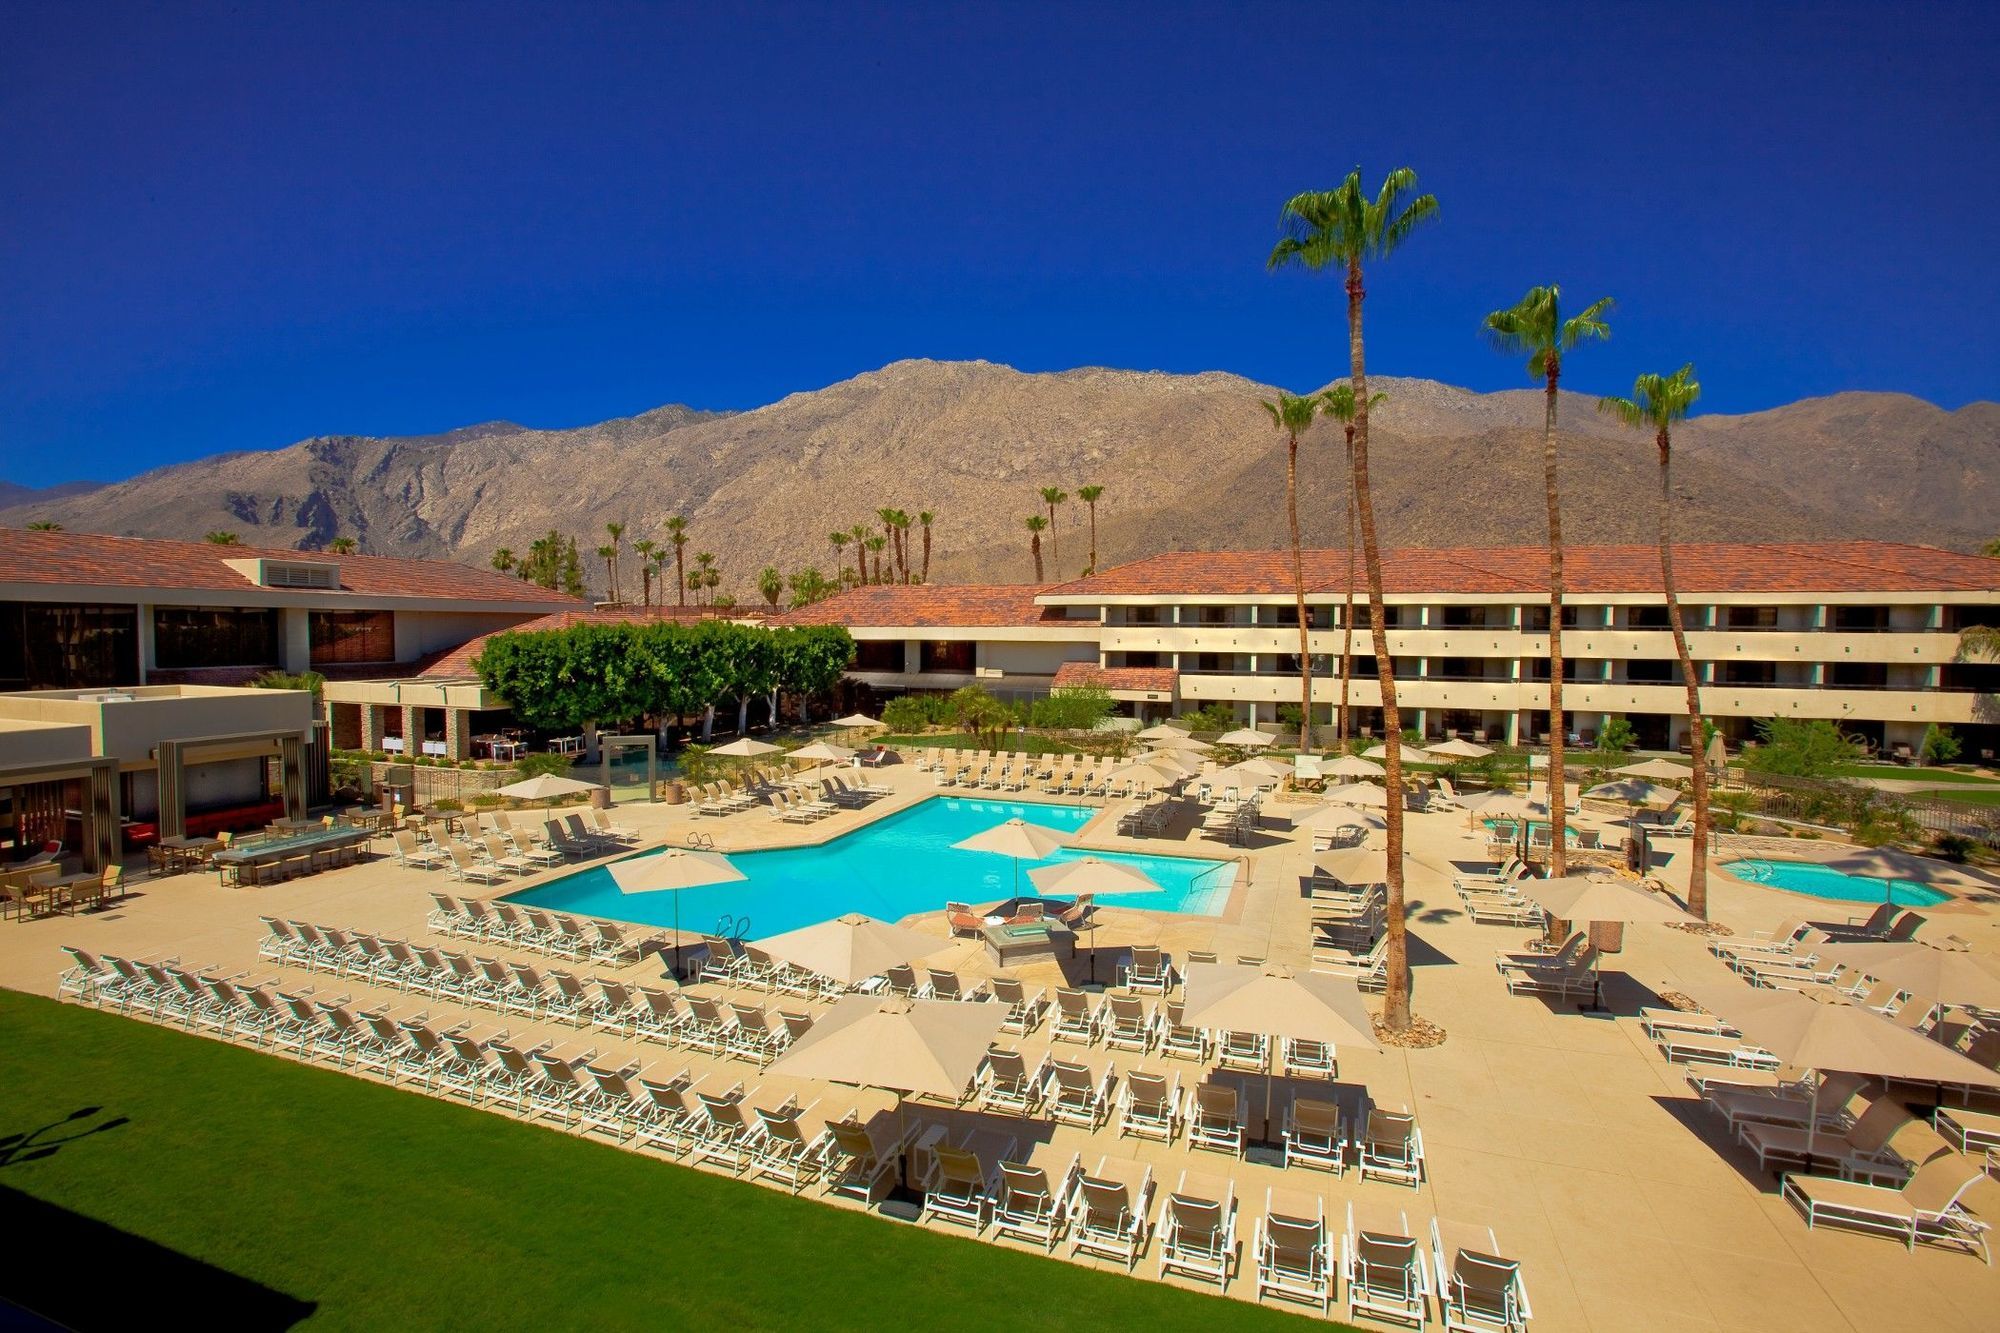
[1724, 606, 1779, 630]
[919, 640, 974, 673]
[1830, 605, 1891, 631]
[1119, 651, 1162, 668]
[309, 610, 395, 665]
[1522, 606, 1587, 630]
[0, 602, 139, 690]
[1627, 605, 1673, 630]
[1625, 659, 1679, 683]
[853, 640, 903, 671]
[1717, 661, 1777, 685]
[1827, 662, 1887, 687]
[152, 607, 278, 670]
[1124, 606, 1161, 626]
[1186, 606, 1233, 626]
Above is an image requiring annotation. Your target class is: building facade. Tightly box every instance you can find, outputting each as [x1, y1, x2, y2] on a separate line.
[780, 541, 2000, 759]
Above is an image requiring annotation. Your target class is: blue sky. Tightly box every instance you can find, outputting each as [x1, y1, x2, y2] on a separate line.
[2, 1, 1995, 484]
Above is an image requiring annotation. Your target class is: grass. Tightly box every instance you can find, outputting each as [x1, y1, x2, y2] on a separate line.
[1928, 788, 2000, 807]
[1822, 764, 2000, 785]
[0, 992, 1332, 1331]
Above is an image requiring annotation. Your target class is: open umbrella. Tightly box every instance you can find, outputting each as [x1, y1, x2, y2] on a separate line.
[1106, 757, 1184, 793]
[1291, 803, 1389, 835]
[1216, 727, 1275, 749]
[1584, 778, 1680, 807]
[1512, 874, 1695, 1006]
[1426, 738, 1493, 760]
[1819, 847, 2000, 905]
[1292, 754, 1324, 783]
[1217, 759, 1286, 791]
[831, 713, 881, 729]
[1813, 941, 2000, 1013]
[787, 740, 855, 779]
[1136, 721, 1191, 740]
[1322, 781, 1389, 809]
[1181, 961, 1381, 1138]
[707, 735, 782, 785]
[752, 913, 952, 987]
[609, 848, 746, 978]
[1364, 742, 1433, 762]
[1028, 856, 1164, 984]
[1615, 757, 1695, 782]
[1321, 755, 1386, 779]
[1147, 733, 1214, 754]
[492, 773, 604, 807]
[951, 817, 1074, 895]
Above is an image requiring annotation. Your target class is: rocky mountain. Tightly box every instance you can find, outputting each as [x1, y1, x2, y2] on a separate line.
[3, 361, 1993, 596]
[0, 478, 106, 509]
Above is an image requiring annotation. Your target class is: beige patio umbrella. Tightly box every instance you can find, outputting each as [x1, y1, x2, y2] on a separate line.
[1814, 942, 2000, 1013]
[1028, 855, 1165, 983]
[1106, 756, 1184, 793]
[787, 740, 855, 778]
[1426, 738, 1493, 760]
[491, 773, 606, 814]
[608, 848, 746, 977]
[1512, 874, 1696, 1006]
[1144, 748, 1206, 778]
[952, 817, 1074, 895]
[1584, 778, 1680, 807]
[1322, 781, 1389, 809]
[1364, 742, 1433, 762]
[1216, 727, 1275, 748]
[1615, 757, 1695, 782]
[1291, 803, 1389, 835]
[1313, 847, 1391, 887]
[1321, 754, 1386, 779]
[1181, 961, 1381, 1136]
[1292, 754, 1324, 782]
[1136, 721, 1191, 740]
[831, 713, 881, 728]
[1216, 759, 1284, 792]
[707, 734, 782, 784]
[1820, 846, 1996, 888]
[752, 913, 951, 987]
[1460, 790, 1544, 819]
[1147, 733, 1215, 754]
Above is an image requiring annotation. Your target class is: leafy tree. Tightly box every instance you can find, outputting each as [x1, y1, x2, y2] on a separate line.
[1320, 384, 1384, 746]
[1174, 703, 1239, 733]
[1593, 717, 1637, 755]
[1743, 718, 1867, 777]
[948, 685, 1018, 750]
[1263, 392, 1322, 751]
[1023, 515, 1048, 582]
[1599, 363, 1713, 915]
[1921, 724, 1962, 765]
[1483, 283, 1613, 881]
[1269, 165, 1437, 1032]
[758, 566, 783, 611]
[1075, 485, 1103, 576]
[204, 530, 241, 544]
[1028, 686, 1114, 731]
[881, 695, 934, 733]
[771, 626, 855, 722]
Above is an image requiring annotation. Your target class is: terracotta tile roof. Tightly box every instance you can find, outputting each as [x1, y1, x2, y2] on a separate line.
[417, 607, 765, 680]
[1042, 541, 2000, 598]
[1052, 661, 1178, 694]
[0, 527, 583, 606]
[772, 584, 1068, 629]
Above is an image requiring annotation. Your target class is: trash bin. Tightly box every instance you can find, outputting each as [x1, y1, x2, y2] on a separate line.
[589, 787, 612, 810]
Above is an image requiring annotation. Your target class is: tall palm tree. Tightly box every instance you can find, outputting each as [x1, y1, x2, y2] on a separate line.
[633, 538, 659, 608]
[1039, 487, 1068, 579]
[1076, 484, 1104, 575]
[1483, 285, 1613, 881]
[1320, 385, 1385, 746]
[491, 547, 516, 574]
[1600, 364, 1709, 917]
[1024, 515, 1048, 582]
[830, 530, 850, 583]
[604, 521, 626, 604]
[876, 508, 901, 581]
[864, 534, 887, 584]
[1270, 165, 1438, 1032]
[664, 516, 689, 608]
[849, 524, 871, 587]
[1263, 392, 1323, 751]
[917, 511, 936, 583]
[595, 544, 617, 600]
[758, 565, 783, 610]
[327, 536, 358, 554]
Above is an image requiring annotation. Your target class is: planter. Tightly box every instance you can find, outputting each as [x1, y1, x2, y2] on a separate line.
[589, 787, 612, 810]
[658, 781, 687, 805]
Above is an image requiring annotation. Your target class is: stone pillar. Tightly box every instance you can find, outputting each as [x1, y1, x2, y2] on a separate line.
[402, 705, 421, 756]
[360, 704, 385, 752]
[444, 708, 471, 762]
[156, 741, 186, 841]
[279, 735, 307, 821]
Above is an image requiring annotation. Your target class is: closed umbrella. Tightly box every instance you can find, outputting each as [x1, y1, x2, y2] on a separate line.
[1426, 738, 1493, 760]
[1181, 961, 1381, 1139]
[952, 817, 1074, 895]
[609, 848, 746, 978]
[1813, 942, 2000, 1013]
[752, 913, 951, 987]
[1321, 755, 1386, 779]
[1028, 856, 1164, 983]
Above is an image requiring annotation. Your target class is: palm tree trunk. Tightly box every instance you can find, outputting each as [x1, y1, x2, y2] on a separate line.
[1046, 505, 1059, 579]
[1030, 533, 1044, 583]
[1286, 433, 1314, 751]
[921, 526, 932, 583]
[1542, 363, 1568, 883]
[676, 548, 686, 608]
[1087, 502, 1098, 574]
[1349, 257, 1409, 1033]
[1339, 431, 1357, 748]
[1658, 430, 1709, 917]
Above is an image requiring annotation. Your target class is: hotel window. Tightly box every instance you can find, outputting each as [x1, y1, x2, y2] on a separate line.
[1120, 651, 1162, 668]
[152, 607, 278, 671]
[1627, 605, 1673, 630]
[0, 601, 139, 690]
[1724, 606, 1779, 630]
[1186, 606, 1234, 626]
[918, 640, 974, 673]
[1829, 605, 1891, 632]
[1827, 662, 1888, 688]
[853, 640, 903, 671]
[309, 610, 395, 665]
[1522, 606, 1588, 630]
[1124, 606, 1161, 625]
[1625, 659, 1678, 683]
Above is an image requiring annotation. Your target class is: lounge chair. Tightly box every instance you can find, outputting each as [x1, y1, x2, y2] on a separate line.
[1344, 1202, 1430, 1329]
[944, 901, 987, 938]
[980, 1047, 1048, 1116]
[1358, 1107, 1425, 1187]
[1189, 1081, 1246, 1157]
[1736, 1095, 1916, 1180]
[1159, 1000, 1211, 1062]
[1052, 987, 1102, 1045]
[1283, 1096, 1347, 1173]
[1432, 1217, 1532, 1332]
[1070, 1168, 1154, 1270]
[1103, 994, 1156, 1053]
[1157, 1177, 1237, 1286]
[1117, 1069, 1181, 1143]
[823, 1115, 916, 1205]
[994, 1154, 1080, 1251]
[1123, 944, 1172, 995]
[1217, 1028, 1269, 1073]
[1047, 1057, 1114, 1129]
[1258, 1190, 1333, 1313]
[989, 975, 1045, 1035]
[922, 1144, 999, 1232]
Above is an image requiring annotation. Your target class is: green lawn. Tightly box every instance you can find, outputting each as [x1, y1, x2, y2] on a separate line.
[1823, 764, 2000, 785]
[0, 992, 1330, 1331]
[1928, 787, 2000, 807]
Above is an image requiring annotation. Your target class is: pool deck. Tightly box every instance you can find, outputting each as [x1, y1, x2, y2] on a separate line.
[6, 757, 2000, 1331]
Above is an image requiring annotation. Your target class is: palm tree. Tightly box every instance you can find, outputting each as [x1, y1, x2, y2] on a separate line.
[1270, 165, 1438, 1032]
[692, 552, 717, 608]
[1483, 285, 1613, 881]
[1263, 393, 1323, 751]
[665, 516, 690, 608]
[876, 508, 900, 581]
[917, 510, 936, 583]
[1076, 485, 1104, 575]
[1320, 385, 1386, 746]
[633, 538, 658, 608]
[1982, 537, 2000, 559]
[604, 521, 626, 603]
[864, 534, 888, 584]
[1023, 515, 1048, 582]
[490, 547, 515, 575]
[25, 520, 61, 531]
[830, 531, 850, 583]
[1599, 364, 1710, 916]
[849, 524, 871, 587]
[327, 536, 358, 554]
[758, 565, 782, 610]
[204, 531, 241, 545]
[1038, 487, 1068, 578]
[595, 544, 617, 599]
[891, 511, 913, 582]
[1959, 625, 2000, 660]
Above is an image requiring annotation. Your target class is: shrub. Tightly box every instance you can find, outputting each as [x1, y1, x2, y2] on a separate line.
[1921, 724, 1962, 765]
[880, 696, 934, 734]
[1743, 717, 1867, 778]
[513, 751, 578, 779]
[1173, 704, 1237, 733]
[1028, 686, 1113, 732]
[1594, 718, 1637, 756]
[469, 793, 503, 809]
[1932, 833, 1974, 863]
[429, 797, 463, 812]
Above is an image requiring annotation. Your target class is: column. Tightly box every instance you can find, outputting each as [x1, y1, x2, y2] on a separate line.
[278, 607, 311, 673]
[401, 705, 421, 756]
[1505, 711, 1521, 746]
[135, 602, 156, 686]
[156, 741, 186, 841]
[279, 735, 307, 820]
[85, 762, 119, 874]
[444, 708, 471, 762]
[360, 703, 385, 751]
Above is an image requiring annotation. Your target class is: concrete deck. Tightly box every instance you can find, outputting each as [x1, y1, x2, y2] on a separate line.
[6, 759, 1999, 1331]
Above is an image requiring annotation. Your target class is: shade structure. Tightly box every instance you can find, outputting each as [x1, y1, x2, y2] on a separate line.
[752, 913, 951, 987]
[1819, 847, 1997, 889]
[1426, 738, 1493, 760]
[1181, 962, 1380, 1051]
[1512, 875, 1694, 925]
[1136, 721, 1191, 740]
[1217, 759, 1287, 788]
[1364, 743, 1432, 762]
[1322, 781, 1389, 809]
[1292, 754, 1323, 782]
[1584, 778, 1681, 808]
[1689, 981, 2000, 1089]
[788, 741, 855, 765]
[1216, 727, 1275, 748]
[1107, 757, 1185, 787]
[1027, 856, 1162, 899]
[1460, 790, 1544, 819]
[766, 994, 1007, 1100]
[608, 848, 745, 895]
[1321, 755, 1386, 779]
[1314, 847, 1390, 887]
[830, 713, 882, 728]
[1146, 733, 1214, 754]
[1145, 748, 1205, 778]
[491, 773, 604, 802]
[1616, 757, 1695, 781]
[1292, 803, 1389, 833]
[951, 817, 1075, 895]
[707, 737, 782, 758]
[1814, 942, 2000, 1012]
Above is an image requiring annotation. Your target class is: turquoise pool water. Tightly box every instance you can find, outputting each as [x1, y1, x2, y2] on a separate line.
[506, 796, 1237, 936]
[1720, 858, 1949, 907]
[1482, 818, 1579, 841]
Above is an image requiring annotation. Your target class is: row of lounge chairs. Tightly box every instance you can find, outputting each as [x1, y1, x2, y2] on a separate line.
[1199, 797, 1262, 846]
[1493, 932, 1600, 1002]
[422, 895, 665, 964]
[1116, 799, 1179, 837]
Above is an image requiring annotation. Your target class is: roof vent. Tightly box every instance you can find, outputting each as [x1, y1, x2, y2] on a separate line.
[224, 557, 341, 590]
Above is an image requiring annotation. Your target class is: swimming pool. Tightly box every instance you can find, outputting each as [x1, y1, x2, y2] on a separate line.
[1720, 858, 1950, 907]
[506, 797, 1237, 936]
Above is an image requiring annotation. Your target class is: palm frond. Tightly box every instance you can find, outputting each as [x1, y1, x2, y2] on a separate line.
[1374, 189, 1440, 259]
[1596, 394, 1645, 429]
[1558, 296, 1615, 351]
[1957, 625, 2000, 661]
